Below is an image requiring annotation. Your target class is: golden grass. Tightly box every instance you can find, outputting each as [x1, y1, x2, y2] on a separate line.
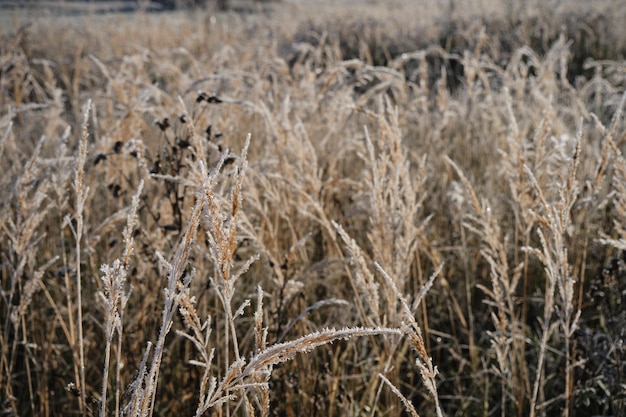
[1, 1, 626, 416]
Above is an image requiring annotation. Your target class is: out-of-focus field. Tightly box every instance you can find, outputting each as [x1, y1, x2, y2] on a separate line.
[1, 1, 626, 416]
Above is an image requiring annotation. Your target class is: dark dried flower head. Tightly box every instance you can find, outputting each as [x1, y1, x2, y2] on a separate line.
[205, 125, 224, 140]
[156, 118, 170, 131]
[162, 223, 180, 232]
[177, 139, 191, 149]
[150, 159, 161, 174]
[112, 141, 123, 153]
[93, 153, 107, 166]
[196, 92, 222, 103]
[196, 92, 210, 102]
[108, 183, 122, 198]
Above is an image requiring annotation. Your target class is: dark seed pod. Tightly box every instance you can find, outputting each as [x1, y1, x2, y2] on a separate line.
[93, 153, 107, 165]
[150, 158, 161, 174]
[108, 183, 122, 198]
[179, 114, 187, 123]
[196, 92, 210, 102]
[162, 224, 180, 232]
[113, 141, 124, 153]
[205, 125, 223, 140]
[207, 95, 223, 103]
[156, 118, 170, 131]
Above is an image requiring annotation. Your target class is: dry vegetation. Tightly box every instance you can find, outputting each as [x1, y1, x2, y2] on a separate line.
[1, 0, 626, 416]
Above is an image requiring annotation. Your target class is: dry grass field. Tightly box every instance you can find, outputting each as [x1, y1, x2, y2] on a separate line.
[1, 0, 626, 416]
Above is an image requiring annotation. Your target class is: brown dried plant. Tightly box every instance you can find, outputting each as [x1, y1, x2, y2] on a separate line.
[2, 2, 626, 417]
